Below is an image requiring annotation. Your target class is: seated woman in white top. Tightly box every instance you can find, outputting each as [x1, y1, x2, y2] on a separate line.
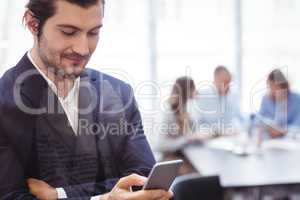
[157, 76, 206, 175]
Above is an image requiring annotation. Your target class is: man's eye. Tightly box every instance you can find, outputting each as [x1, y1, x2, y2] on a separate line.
[61, 30, 76, 36]
[89, 31, 99, 36]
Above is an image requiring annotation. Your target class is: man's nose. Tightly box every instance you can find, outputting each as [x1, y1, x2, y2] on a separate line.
[73, 35, 90, 56]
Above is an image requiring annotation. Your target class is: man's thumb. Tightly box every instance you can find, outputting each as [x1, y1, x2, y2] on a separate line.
[116, 174, 147, 189]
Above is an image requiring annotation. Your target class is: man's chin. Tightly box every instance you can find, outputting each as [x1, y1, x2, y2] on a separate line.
[65, 73, 82, 79]
[56, 68, 84, 80]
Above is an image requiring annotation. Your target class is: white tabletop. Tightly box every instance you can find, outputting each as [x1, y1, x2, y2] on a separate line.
[184, 137, 300, 188]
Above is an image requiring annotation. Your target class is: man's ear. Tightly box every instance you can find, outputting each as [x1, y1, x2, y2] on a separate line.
[24, 10, 39, 36]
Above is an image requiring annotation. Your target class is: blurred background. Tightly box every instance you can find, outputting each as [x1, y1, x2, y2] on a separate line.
[1, 0, 300, 148]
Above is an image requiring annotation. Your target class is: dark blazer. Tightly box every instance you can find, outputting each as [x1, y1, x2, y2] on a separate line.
[0, 54, 156, 199]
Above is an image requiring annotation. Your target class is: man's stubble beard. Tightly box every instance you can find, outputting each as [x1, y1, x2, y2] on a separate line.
[37, 35, 84, 80]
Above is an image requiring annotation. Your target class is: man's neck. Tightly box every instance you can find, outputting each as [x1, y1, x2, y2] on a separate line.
[30, 48, 75, 99]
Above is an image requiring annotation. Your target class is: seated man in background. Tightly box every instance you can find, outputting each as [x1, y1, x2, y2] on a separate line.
[189, 66, 242, 136]
[258, 69, 300, 138]
[0, 0, 173, 200]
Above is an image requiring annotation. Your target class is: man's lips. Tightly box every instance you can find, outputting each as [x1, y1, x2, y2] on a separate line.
[63, 55, 87, 63]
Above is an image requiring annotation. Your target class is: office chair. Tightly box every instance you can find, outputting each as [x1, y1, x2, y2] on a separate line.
[171, 174, 223, 200]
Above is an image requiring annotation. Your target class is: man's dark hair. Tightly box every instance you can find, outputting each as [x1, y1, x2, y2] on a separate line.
[267, 69, 290, 90]
[214, 65, 231, 77]
[25, 0, 105, 37]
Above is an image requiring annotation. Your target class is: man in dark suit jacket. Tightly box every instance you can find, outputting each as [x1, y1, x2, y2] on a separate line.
[0, 53, 157, 199]
[0, 0, 172, 200]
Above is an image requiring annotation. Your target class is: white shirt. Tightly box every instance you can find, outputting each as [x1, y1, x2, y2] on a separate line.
[27, 52, 101, 200]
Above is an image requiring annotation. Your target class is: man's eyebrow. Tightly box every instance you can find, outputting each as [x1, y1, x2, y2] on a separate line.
[57, 24, 81, 30]
[90, 24, 103, 31]
[57, 24, 103, 31]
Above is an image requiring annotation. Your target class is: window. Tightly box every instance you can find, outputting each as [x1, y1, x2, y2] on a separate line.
[241, 0, 300, 113]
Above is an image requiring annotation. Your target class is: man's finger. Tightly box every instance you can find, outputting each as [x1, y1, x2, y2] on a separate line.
[151, 190, 173, 200]
[131, 189, 170, 200]
[158, 191, 173, 200]
[157, 191, 173, 200]
[116, 174, 147, 189]
[169, 190, 174, 197]
[27, 178, 39, 185]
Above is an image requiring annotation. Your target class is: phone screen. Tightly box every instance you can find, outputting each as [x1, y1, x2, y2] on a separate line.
[143, 160, 183, 191]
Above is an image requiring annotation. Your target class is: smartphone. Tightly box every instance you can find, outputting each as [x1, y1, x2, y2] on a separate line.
[143, 160, 183, 191]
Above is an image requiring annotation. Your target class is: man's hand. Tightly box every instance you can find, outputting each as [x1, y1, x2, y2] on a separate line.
[101, 174, 173, 200]
[27, 178, 58, 200]
[267, 126, 286, 138]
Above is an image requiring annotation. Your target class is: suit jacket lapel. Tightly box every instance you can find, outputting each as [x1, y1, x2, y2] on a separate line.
[93, 75, 126, 178]
[76, 74, 98, 154]
[77, 72, 120, 179]
[40, 87, 77, 153]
